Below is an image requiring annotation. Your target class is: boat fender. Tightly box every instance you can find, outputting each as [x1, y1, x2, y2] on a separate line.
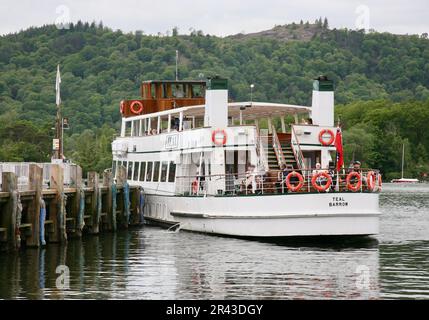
[318, 129, 335, 146]
[212, 129, 227, 146]
[311, 172, 332, 192]
[39, 197, 46, 246]
[286, 171, 305, 192]
[130, 100, 144, 115]
[123, 182, 131, 224]
[346, 172, 362, 192]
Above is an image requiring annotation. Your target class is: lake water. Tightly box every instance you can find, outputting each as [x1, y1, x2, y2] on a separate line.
[0, 183, 428, 299]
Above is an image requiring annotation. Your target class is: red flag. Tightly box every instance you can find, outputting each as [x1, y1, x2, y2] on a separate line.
[335, 127, 344, 171]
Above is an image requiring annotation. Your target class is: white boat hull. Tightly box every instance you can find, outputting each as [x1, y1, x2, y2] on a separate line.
[142, 192, 380, 237]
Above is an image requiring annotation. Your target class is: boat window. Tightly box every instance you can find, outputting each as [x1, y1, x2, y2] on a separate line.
[132, 120, 140, 136]
[172, 84, 185, 98]
[168, 162, 176, 182]
[146, 162, 153, 182]
[160, 161, 168, 182]
[127, 161, 133, 180]
[151, 84, 156, 99]
[153, 161, 160, 182]
[125, 121, 132, 137]
[191, 84, 204, 98]
[133, 162, 139, 181]
[139, 162, 146, 181]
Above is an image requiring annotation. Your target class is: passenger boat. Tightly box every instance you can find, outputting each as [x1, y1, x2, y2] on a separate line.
[111, 76, 382, 237]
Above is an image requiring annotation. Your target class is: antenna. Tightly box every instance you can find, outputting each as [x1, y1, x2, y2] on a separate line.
[175, 50, 179, 81]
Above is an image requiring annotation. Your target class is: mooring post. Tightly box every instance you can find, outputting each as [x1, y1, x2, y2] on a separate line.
[26, 164, 43, 247]
[87, 172, 100, 234]
[49, 164, 67, 243]
[130, 187, 140, 225]
[71, 165, 83, 237]
[1, 172, 19, 250]
[103, 171, 113, 231]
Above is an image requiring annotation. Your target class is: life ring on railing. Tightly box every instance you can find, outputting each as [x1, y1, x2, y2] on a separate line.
[367, 171, 376, 191]
[212, 129, 227, 146]
[318, 129, 335, 146]
[286, 171, 305, 192]
[191, 179, 198, 194]
[376, 174, 382, 192]
[130, 100, 144, 115]
[346, 171, 362, 192]
[120, 100, 125, 114]
[311, 172, 332, 192]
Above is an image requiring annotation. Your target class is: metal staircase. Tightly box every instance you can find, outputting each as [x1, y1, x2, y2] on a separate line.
[262, 133, 298, 170]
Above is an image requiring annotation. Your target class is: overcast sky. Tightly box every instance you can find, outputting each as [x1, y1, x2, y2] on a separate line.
[0, 0, 427, 36]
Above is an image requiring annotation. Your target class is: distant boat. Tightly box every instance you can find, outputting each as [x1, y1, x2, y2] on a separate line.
[391, 144, 419, 183]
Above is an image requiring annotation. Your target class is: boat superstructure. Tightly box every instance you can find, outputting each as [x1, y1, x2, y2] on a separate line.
[111, 76, 381, 237]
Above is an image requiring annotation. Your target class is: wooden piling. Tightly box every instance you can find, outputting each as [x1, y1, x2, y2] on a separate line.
[1, 162, 142, 253]
[70, 165, 83, 237]
[1, 172, 19, 250]
[49, 164, 67, 243]
[103, 171, 113, 231]
[88, 172, 100, 234]
[26, 164, 43, 247]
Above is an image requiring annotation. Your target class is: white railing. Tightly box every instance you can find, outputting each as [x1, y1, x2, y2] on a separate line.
[0, 162, 78, 190]
[175, 168, 381, 196]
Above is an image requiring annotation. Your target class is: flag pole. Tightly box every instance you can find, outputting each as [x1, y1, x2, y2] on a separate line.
[54, 64, 62, 161]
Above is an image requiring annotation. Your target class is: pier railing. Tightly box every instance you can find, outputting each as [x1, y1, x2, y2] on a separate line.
[175, 168, 382, 196]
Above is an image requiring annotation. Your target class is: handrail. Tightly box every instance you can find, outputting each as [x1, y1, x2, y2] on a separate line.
[291, 125, 306, 170]
[271, 125, 287, 169]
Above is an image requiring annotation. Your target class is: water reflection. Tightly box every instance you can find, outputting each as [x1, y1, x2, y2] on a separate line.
[1, 228, 381, 299]
[0, 183, 428, 299]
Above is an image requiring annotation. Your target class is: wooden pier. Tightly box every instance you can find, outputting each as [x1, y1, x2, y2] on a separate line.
[0, 163, 143, 252]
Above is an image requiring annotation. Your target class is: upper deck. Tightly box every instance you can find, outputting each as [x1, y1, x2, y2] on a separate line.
[120, 80, 206, 117]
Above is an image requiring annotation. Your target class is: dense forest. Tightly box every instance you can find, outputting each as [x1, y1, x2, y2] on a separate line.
[0, 20, 428, 179]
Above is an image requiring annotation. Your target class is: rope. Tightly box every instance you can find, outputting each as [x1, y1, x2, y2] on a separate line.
[39, 197, 46, 245]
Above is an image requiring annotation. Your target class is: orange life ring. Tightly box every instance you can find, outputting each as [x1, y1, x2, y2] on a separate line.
[346, 171, 362, 192]
[319, 129, 335, 146]
[367, 171, 376, 191]
[212, 129, 227, 145]
[377, 174, 382, 192]
[120, 100, 125, 114]
[286, 171, 305, 192]
[130, 100, 143, 114]
[191, 179, 198, 194]
[311, 171, 332, 192]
